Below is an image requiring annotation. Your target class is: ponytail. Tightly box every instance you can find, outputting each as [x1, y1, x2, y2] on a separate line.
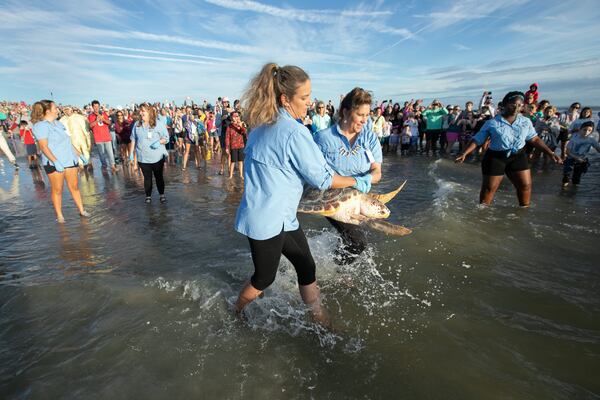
[241, 62, 309, 129]
[30, 99, 54, 124]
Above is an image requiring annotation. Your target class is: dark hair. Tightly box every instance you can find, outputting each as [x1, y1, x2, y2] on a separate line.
[569, 102, 580, 111]
[580, 107, 592, 118]
[338, 87, 372, 121]
[580, 121, 595, 131]
[91, 100, 100, 106]
[502, 91, 525, 105]
[19, 120, 28, 126]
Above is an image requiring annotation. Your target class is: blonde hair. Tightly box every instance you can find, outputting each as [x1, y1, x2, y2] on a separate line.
[30, 100, 54, 124]
[241, 62, 309, 128]
[136, 103, 158, 128]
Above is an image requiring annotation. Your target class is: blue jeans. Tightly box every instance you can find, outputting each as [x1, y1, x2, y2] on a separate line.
[96, 141, 115, 168]
[110, 130, 119, 159]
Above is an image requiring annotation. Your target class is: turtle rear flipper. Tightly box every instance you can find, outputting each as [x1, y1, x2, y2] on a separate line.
[370, 180, 407, 204]
[364, 220, 412, 236]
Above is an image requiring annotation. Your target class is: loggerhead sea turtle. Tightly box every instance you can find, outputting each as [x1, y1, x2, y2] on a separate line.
[298, 181, 412, 236]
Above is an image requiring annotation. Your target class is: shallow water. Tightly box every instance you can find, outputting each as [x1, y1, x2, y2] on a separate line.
[1, 151, 599, 399]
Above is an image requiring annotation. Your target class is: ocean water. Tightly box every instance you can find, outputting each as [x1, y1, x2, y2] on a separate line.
[1, 151, 599, 399]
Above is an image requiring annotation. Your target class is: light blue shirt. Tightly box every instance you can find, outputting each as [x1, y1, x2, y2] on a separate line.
[130, 120, 169, 163]
[235, 108, 335, 240]
[311, 114, 331, 133]
[313, 124, 382, 177]
[566, 132, 600, 159]
[32, 120, 79, 167]
[473, 114, 537, 156]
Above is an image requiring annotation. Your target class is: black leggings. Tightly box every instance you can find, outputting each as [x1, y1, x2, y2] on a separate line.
[138, 160, 165, 196]
[248, 227, 316, 291]
[326, 217, 367, 265]
[426, 129, 442, 153]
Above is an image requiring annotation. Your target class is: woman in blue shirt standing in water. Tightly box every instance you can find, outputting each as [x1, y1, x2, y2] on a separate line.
[455, 91, 561, 206]
[313, 87, 383, 264]
[129, 104, 169, 204]
[234, 63, 370, 322]
[31, 99, 89, 223]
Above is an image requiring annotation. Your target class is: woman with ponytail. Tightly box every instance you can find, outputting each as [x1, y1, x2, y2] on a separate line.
[233, 63, 370, 323]
[31, 100, 89, 223]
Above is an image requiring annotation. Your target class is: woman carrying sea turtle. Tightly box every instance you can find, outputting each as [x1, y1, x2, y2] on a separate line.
[233, 63, 369, 322]
[313, 87, 382, 264]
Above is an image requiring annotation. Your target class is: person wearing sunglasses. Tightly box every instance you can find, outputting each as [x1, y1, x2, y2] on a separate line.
[311, 101, 331, 134]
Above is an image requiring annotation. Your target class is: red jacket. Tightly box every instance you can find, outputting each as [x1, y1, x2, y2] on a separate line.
[225, 123, 247, 150]
[525, 84, 539, 104]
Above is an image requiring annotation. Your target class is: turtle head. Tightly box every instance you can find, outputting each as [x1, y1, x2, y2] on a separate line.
[360, 196, 390, 219]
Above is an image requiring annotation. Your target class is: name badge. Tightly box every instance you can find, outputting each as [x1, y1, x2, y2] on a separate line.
[147, 130, 153, 139]
[365, 149, 375, 163]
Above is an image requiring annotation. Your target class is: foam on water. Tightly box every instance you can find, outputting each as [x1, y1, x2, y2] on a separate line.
[143, 228, 437, 350]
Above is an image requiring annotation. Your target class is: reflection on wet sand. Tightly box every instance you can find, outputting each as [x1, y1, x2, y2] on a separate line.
[57, 221, 112, 275]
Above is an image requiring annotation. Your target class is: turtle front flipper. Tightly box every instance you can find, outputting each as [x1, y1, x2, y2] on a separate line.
[364, 220, 412, 236]
[370, 181, 407, 204]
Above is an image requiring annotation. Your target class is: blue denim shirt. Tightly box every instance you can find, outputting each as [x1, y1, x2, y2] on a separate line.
[32, 120, 79, 167]
[131, 120, 169, 163]
[313, 124, 382, 177]
[235, 108, 334, 240]
[473, 114, 537, 155]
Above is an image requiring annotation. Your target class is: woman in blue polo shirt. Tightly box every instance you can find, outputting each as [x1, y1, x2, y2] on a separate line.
[129, 104, 169, 204]
[31, 100, 89, 223]
[234, 63, 369, 322]
[455, 91, 561, 206]
[313, 87, 383, 264]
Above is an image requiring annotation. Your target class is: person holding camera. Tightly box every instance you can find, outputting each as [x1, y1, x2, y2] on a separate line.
[479, 91, 496, 116]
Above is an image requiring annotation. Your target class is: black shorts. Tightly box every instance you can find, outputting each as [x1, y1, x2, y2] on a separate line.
[557, 128, 570, 143]
[44, 162, 78, 174]
[481, 149, 529, 176]
[230, 148, 245, 162]
[247, 227, 316, 291]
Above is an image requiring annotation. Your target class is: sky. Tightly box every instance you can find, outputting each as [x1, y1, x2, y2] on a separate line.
[1, 0, 599, 108]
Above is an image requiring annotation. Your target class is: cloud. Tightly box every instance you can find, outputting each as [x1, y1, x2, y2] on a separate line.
[74, 49, 218, 65]
[203, 0, 414, 38]
[204, 0, 392, 21]
[453, 43, 471, 51]
[80, 44, 231, 62]
[413, 0, 529, 31]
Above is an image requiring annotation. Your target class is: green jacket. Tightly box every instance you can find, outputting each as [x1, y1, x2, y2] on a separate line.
[422, 107, 449, 130]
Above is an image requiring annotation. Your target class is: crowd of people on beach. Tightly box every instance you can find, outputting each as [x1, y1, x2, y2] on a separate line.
[1, 67, 600, 323]
[1, 82, 598, 193]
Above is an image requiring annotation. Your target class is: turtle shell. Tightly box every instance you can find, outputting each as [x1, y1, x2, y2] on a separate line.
[299, 187, 359, 214]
